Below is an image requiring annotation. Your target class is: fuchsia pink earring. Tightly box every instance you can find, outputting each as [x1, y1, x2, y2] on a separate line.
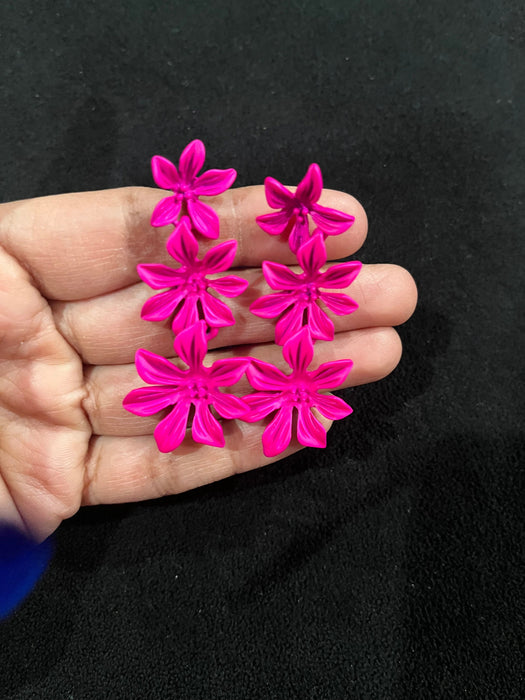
[123, 141, 362, 457]
[243, 165, 360, 456]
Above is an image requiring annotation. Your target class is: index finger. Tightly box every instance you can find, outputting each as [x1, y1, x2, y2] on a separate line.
[0, 186, 367, 301]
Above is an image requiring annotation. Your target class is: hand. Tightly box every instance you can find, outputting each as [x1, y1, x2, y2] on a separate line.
[0, 186, 417, 542]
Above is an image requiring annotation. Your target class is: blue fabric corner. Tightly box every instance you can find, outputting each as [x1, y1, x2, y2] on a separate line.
[0, 523, 53, 620]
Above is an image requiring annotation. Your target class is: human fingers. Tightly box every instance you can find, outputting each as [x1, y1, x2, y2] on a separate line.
[84, 326, 402, 437]
[81, 325, 401, 505]
[81, 414, 332, 507]
[54, 263, 416, 365]
[0, 186, 367, 301]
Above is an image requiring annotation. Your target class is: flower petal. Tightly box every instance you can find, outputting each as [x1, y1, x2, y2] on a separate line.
[173, 320, 207, 369]
[262, 261, 302, 290]
[275, 305, 305, 345]
[123, 386, 178, 416]
[250, 293, 294, 319]
[171, 297, 200, 334]
[282, 327, 313, 373]
[321, 292, 359, 315]
[296, 233, 326, 275]
[187, 198, 220, 238]
[295, 163, 322, 204]
[178, 139, 205, 182]
[141, 289, 182, 322]
[151, 155, 180, 189]
[256, 210, 291, 235]
[193, 168, 237, 196]
[209, 357, 249, 386]
[310, 204, 355, 235]
[296, 405, 326, 449]
[150, 197, 181, 227]
[212, 393, 249, 419]
[262, 405, 293, 457]
[288, 216, 311, 254]
[137, 263, 183, 290]
[243, 392, 282, 421]
[192, 402, 224, 447]
[208, 275, 248, 297]
[201, 293, 235, 327]
[314, 393, 353, 420]
[318, 260, 362, 289]
[264, 177, 293, 209]
[206, 327, 219, 342]
[247, 359, 289, 391]
[135, 348, 186, 384]
[154, 401, 190, 452]
[307, 302, 334, 341]
[166, 217, 199, 265]
[201, 239, 237, 273]
[310, 359, 353, 390]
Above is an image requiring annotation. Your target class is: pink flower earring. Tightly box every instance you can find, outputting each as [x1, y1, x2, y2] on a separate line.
[123, 143, 360, 457]
[124, 140, 249, 450]
[243, 164, 361, 457]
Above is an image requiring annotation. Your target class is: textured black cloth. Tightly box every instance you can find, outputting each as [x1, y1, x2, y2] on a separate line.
[1, 1, 523, 698]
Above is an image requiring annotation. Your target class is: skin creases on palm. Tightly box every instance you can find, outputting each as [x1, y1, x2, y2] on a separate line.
[0, 186, 417, 542]
[0, 243, 89, 541]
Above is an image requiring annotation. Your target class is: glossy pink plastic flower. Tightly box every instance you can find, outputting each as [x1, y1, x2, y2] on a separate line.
[123, 322, 249, 452]
[138, 217, 248, 336]
[243, 328, 353, 457]
[250, 233, 361, 345]
[150, 139, 237, 237]
[256, 163, 355, 253]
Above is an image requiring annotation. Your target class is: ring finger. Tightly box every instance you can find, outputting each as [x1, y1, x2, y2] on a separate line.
[84, 325, 403, 437]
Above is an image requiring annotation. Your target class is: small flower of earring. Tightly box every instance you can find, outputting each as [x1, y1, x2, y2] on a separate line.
[123, 321, 249, 451]
[255, 163, 355, 252]
[250, 232, 361, 345]
[150, 140, 236, 237]
[138, 216, 248, 338]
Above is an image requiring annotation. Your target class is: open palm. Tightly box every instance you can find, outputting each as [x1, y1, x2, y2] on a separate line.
[0, 185, 417, 542]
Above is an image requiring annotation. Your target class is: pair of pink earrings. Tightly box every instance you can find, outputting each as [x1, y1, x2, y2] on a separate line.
[123, 140, 361, 457]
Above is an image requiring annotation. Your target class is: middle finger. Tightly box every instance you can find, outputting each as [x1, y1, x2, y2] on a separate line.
[53, 263, 416, 365]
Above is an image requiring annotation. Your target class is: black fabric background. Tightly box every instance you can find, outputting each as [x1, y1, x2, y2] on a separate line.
[1, 1, 524, 698]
